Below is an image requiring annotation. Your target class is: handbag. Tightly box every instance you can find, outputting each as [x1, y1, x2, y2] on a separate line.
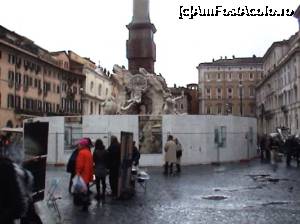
[176, 150, 182, 158]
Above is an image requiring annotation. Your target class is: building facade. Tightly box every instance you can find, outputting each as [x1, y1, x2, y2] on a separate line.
[169, 85, 188, 114]
[0, 26, 85, 128]
[256, 30, 300, 134]
[83, 66, 112, 115]
[186, 83, 199, 114]
[52, 51, 113, 115]
[198, 57, 263, 117]
[169, 83, 199, 114]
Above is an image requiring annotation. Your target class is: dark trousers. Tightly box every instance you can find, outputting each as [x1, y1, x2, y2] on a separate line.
[68, 173, 75, 193]
[260, 148, 265, 161]
[95, 176, 106, 197]
[265, 150, 271, 163]
[286, 151, 292, 167]
[164, 162, 174, 174]
[109, 169, 119, 196]
[176, 163, 181, 173]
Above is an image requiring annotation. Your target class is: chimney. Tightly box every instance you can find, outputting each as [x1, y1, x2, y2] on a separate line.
[225, 56, 227, 59]
[220, 56, 223, 59]
[212, 58, 215, 62]
[174, 84, 177, 88]
[232, 55, 235, 59]
[252, 54, 256, 58]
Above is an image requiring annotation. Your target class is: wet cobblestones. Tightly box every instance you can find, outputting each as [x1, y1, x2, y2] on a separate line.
[42, 160, 300, 224]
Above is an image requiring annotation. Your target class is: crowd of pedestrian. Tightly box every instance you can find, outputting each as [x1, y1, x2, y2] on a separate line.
[259, 133, 300, 169]
[163, 135, 183, 175]
[67, 135, 141, 211]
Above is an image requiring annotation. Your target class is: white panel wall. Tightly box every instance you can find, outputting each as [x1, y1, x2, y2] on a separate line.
[158, 115, 257, 166]
[30, 115, 257, 166]
[82, 115, 139, 147]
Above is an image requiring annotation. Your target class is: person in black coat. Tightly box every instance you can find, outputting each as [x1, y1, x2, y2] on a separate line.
[107, 136, 121, 197]
[0, 156, 34, 224]
[132, 141, 140, 167]
[93, 139, 108, 200]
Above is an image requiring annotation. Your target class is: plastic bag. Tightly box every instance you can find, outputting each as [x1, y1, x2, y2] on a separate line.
[71, 175, 87, 193]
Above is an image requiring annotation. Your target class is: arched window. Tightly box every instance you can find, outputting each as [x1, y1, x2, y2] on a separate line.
[90, 101, 93, 114]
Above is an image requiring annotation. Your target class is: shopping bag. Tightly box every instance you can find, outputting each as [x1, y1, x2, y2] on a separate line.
[71, 175, 87, 193]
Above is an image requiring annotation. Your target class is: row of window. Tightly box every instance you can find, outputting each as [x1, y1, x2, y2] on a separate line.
[7, 71, 79, 94]
[206, 103, 256, 115]
[205, 72, 262, 81]
[206, 87, 255, 98]
[7, 94, 81, 114]
[89, 101, 102, 115]
[90, 81, 109, 97]
[6, 53, 83, 87]
[8, 54, 42, 74]
[206, 65, 263, 71]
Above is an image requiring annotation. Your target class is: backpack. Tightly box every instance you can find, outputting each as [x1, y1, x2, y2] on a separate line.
[66, 149, 79, 173]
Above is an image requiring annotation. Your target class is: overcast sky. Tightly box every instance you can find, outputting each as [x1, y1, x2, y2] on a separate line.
[0, 0, 299, 87]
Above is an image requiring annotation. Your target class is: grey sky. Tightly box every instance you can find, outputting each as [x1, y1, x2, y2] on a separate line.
[0, 0, 299, 87]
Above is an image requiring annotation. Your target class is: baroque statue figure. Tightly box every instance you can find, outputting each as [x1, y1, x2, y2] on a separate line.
[101, 65, 183, 115]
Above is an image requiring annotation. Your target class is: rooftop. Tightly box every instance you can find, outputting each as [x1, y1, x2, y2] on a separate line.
[198, 56, 263, 68]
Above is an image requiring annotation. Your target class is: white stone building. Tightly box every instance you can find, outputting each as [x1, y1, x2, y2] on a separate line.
[256, 10, 300, 135]
[82, 66, 112, 115]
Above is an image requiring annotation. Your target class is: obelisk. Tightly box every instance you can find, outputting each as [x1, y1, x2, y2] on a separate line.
[126, 0, 156, 74]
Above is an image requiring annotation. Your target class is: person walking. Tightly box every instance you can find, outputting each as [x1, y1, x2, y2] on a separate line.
[132, 141, 140, 167]
[67, 145, 79, 194]
[259, 134, 267, 162]
[269, 136, 280, 171]
[174, 138, 183, 173]
[163, 135, 177, 175]
[107, 136, 121, 198]
[75, 138, 93, 211]
[93, 139, 108, 201]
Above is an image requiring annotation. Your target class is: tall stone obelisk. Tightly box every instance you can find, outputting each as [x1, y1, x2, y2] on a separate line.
[126, 0, 156, 74]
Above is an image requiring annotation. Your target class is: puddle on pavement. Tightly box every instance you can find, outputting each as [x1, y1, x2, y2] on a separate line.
[213, 185, 266, 193]
[202, 195, 228, 200]
[247, 174, 289, 183]
[262, 201, 291, 207]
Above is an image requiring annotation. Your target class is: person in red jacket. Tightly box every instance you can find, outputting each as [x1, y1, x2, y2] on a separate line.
[75, 138, 93, 211]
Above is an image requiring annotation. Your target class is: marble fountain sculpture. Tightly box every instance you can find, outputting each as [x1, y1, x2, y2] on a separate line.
[101, 65, 183, 115]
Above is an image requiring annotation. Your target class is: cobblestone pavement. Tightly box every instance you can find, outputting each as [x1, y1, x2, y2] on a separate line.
[40, 160, 300, 224]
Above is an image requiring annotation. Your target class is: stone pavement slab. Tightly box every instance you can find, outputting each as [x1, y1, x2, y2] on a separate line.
[40, 160, 300, 224]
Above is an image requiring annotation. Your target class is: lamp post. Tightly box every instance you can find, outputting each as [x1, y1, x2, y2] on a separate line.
[239, 81, 243, 116]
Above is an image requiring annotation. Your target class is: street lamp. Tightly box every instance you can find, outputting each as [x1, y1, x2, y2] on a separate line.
[239, 81, 243, 116]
